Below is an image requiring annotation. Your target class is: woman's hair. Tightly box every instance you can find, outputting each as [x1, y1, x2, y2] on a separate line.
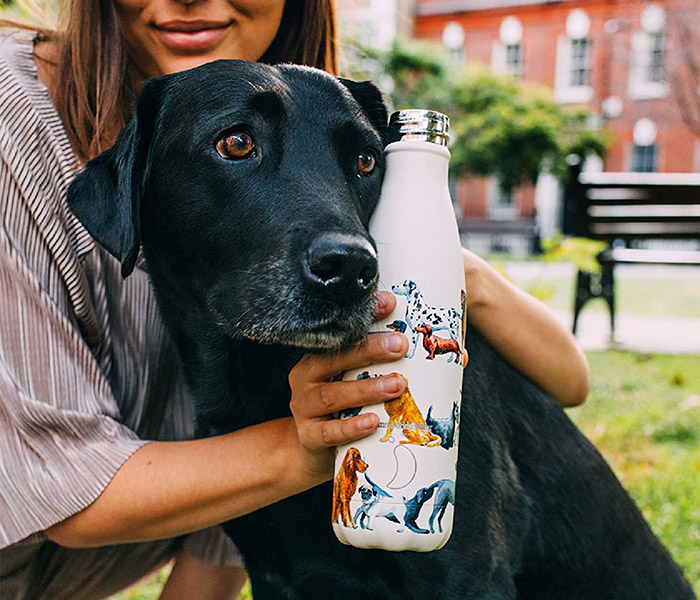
[3, 0, 337, 161]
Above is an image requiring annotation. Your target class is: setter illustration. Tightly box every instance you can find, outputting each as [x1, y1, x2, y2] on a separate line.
[332, 447, 369, 528]
[380, 375, 442, 447]
[415, 323, 462, 363]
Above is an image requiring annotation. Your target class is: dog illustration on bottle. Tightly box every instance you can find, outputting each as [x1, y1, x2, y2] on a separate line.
[332, 447, 368, 528]
[352, 473, 456, 535]
[390, 280, 462, 363]
[380, 374, 441, 447]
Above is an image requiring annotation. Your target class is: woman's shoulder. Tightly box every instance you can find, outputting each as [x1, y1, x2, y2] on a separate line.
[0, 29, 42, 96]
[0, 28, 78, 174]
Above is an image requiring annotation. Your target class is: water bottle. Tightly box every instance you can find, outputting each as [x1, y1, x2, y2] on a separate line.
[332, 110, 466, 552]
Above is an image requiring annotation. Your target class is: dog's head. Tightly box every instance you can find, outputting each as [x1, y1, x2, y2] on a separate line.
[358, 485, 375, 502]
[342, 447, 369, 475]
[415, 324, 432, 336]
[391, 279, 415, 297]
[67, 60, 390, 350]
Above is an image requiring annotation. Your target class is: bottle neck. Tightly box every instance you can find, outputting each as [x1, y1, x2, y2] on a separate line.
[384, 140, 451, 182]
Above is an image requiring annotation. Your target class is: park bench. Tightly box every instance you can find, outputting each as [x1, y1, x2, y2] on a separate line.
[563, 168, 700, 338]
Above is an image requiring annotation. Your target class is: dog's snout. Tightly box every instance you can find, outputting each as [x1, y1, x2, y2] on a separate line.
[305, 234, 378, 303]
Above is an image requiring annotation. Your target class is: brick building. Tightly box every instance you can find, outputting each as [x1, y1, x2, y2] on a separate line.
[412, 0, 700, 254]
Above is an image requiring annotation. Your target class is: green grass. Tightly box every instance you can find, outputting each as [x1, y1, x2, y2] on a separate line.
[113, 350, 700, 599]
[507, 271, 700, 317]
[569, 350, 700, 594]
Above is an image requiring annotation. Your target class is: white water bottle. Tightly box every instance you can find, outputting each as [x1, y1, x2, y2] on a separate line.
[332, 110, 466, 552]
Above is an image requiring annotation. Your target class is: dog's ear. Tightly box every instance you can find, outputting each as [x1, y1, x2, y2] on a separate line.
[66, 77, 166, 278]
[337, 78, 390, 144]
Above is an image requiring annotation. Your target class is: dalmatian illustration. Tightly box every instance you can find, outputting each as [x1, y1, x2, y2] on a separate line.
[391, 279, 462, 360]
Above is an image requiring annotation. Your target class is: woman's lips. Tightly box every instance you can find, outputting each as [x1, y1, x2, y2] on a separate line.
[153, 21, 231, 53]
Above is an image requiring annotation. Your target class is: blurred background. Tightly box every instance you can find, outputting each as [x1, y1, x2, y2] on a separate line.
[2, 0, 698, 597]
[331, 3, 700, 594]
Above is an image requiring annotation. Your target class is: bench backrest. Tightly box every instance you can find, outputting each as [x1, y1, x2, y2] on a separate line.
[565, 171, 700, 242]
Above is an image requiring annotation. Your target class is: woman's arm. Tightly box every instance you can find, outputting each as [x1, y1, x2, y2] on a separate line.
[462, 249, 589, 407]
[158, 550, 248, 600]
[45, 293, 408, 548]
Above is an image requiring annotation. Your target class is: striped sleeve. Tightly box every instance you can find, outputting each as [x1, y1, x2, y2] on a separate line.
[0, 32, 150, 549]
[0, 215, 149, 548]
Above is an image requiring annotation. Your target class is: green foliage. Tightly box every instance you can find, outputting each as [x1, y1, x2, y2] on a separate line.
[345, 38, 609, 194]
[540, 233, 608, 273]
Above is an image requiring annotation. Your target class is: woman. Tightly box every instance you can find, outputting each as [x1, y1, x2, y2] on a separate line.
[0, 1, 589, 598]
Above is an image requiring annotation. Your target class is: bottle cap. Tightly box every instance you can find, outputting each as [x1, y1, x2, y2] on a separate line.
[388, 109, 450, 146]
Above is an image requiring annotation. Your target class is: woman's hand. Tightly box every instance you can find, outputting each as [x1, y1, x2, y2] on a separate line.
[286, 291, 407, 482]
[45, 291, 408, 548]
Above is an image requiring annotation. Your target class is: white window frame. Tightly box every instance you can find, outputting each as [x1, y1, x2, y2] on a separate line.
[628, 29, 669, 100]
[488, 177, 518, 220]
[554, 35, 594, 104]
[492, 41, 523, 79]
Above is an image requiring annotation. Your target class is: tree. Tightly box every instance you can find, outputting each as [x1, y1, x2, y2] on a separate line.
[345, 38, 608, 195]
[667, 3, 700, 138]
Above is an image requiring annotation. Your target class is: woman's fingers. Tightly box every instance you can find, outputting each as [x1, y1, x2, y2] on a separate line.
[374, 290, 396, 320]
[291, 373, 405, 420]
[304, 412, 380, 449]
[293, 331, 407, 383]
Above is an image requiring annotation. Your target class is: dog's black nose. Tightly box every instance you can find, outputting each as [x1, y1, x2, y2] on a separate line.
[305, 234, 378, 302]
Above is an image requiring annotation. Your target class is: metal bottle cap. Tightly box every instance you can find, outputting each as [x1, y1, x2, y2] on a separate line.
[388, 109, 450, 146]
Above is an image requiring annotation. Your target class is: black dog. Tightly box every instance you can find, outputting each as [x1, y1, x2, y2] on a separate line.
[67, 60, 695, 600]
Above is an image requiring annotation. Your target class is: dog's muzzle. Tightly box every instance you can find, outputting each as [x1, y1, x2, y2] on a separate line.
[303, 233, 378, 304]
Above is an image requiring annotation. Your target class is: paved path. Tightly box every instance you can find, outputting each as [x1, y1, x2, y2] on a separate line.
[503, 261, 700, 354]
[552, 309, 700, 354]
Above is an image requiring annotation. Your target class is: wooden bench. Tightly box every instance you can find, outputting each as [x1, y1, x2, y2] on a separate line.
[563, 168, 700, 338]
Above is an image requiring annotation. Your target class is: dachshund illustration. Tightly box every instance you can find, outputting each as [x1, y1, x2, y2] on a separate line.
[386, 320, 407, 334]
[426, 401, 460, 450]
[380, 375, 442, 447]
[332, 447, 368, 528]
[415, 323, 462, 363]
[391, 280, 462, 359]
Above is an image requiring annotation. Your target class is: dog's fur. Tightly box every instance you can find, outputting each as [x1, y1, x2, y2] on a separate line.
[67, 60, 695, 600]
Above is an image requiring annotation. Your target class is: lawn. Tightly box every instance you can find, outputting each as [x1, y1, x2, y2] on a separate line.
[113, 348, 700, 599]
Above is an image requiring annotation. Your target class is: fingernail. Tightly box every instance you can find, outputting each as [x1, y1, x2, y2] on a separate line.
[378, 375, 401, 394]
[384, 333, 404, 352]
[376, 292, 388, 311]
[360, 414, 376, 430]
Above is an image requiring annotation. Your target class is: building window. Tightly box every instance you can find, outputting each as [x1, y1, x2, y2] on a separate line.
[442, 22, 465, 64]
[569, 38, 590, 87]
[631, 144, 658, 172]
[555, 11, 593, 104]
[489, 179, 517, 220]
[505, 43, 523, 79]
[647, 32, 665, 83]
[629, 5, 668, 99]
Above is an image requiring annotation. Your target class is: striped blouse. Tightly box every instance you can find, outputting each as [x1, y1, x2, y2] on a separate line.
[0, 29, 240, 599]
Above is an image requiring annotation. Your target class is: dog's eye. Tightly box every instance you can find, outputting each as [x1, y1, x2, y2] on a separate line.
[217, 132, 255, 160]
[357, 151, 376, 177]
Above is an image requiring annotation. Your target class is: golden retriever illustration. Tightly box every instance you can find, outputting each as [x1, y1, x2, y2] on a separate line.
[332, 447, 368, 528]
[380, 375, 442, 447]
